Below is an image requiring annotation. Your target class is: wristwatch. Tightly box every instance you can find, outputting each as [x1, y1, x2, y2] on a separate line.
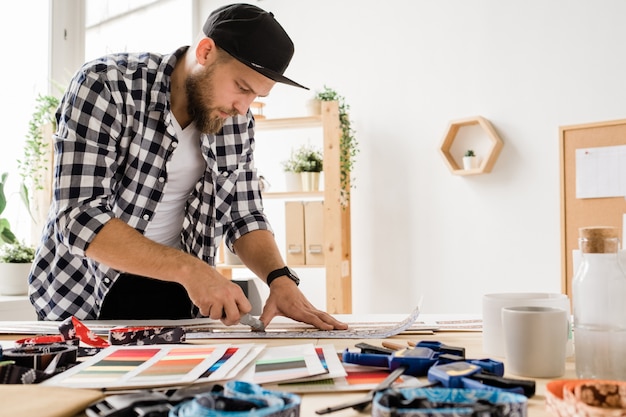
[266, 267, 300, 287]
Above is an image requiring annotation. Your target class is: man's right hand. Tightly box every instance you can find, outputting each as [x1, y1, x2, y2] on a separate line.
[181, 266, 252, 325]
[86, 219, 252, 325]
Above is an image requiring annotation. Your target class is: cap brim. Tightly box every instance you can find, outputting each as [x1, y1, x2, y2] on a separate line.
[250, 64, 309, 90]
[229, 51, 309, 90]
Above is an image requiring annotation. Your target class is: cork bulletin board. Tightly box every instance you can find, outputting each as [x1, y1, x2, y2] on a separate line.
[560, 118, 626, 297]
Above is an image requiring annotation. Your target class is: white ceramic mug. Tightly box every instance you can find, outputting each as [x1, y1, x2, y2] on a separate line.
[501, 306, 568, 378]
[482, 292, 571, 357]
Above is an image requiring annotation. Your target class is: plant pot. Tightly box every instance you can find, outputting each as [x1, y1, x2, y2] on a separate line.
[0, 262, 31, 296]
[284, 172, 303, 192]
[301, 172, 321, 191]
[463, 156, 479, 170]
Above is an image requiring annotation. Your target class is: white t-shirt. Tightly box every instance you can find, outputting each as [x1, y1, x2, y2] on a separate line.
[143, 116, 206, 248]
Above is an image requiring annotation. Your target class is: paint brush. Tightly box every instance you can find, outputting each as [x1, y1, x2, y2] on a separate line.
[240, 313, 265, 331]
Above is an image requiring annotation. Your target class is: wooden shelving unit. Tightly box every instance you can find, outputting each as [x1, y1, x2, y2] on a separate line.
[216, 101, 352, 314]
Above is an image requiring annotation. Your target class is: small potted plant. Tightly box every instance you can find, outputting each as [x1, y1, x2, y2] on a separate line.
[281, 155, 302, 192]
[0, 172, 35, 295]
[283, 144, 324, 191]
[463, 149, 478, 170]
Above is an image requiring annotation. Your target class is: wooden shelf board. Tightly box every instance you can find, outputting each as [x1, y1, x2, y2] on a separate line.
[255, 115, 322, 130]
[262, 191, 324, 199]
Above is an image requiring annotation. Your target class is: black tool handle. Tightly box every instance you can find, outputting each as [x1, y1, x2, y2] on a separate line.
[473, 373, 536, 397]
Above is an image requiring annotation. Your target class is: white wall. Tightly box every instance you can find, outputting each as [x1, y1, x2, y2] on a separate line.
[200, 0, 626, 315]
[8, 1, 624, 316]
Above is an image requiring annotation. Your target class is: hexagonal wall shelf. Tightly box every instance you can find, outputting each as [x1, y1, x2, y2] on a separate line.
[439, 116, 504, 176]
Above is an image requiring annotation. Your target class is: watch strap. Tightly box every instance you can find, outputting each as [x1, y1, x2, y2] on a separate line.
[266, 267, 299, 286]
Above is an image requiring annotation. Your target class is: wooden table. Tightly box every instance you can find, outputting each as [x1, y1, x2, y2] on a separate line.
[1, 329, 567, 416]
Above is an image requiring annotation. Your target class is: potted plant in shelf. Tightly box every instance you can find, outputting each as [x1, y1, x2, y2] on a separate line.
[0, 172, 36, 296]
[314, 86, 359, 206]
[283, 144, 324, 191]
[463, 149, 478, 170]
[281, 154, 302, 192]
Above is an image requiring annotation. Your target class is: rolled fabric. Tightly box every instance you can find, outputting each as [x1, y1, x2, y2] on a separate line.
[546, 379, 626, 417]
[372, 387, 527, 417]
[170, 380, 301, 417]
[1, 344, 77, 371]
[108, 326, 186, 345]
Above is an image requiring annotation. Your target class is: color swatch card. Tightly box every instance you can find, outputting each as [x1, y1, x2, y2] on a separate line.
[266, 362, 419, 393]
[42, 344, 229, 389]
[239, 343, 327, 384]
[195, 343, 264, 382]
[262, 344, 350, 392]
[277, 344, 347, 383]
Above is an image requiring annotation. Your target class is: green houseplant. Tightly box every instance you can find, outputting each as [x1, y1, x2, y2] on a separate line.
[18, 94, 59, 227]
[314, 86, 359, 204]
[0, 172, 35, 295]
[0, 242, 35, 263]
[463, 149, 478, 170]
[290, 144, 323, 173]
[282, 144, 324, 191]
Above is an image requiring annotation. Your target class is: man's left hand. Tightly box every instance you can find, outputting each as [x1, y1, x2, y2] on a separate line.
[258, 279, 349, 330]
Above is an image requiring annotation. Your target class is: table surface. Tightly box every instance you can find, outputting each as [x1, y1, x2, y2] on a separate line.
[1, 327, 568, 416]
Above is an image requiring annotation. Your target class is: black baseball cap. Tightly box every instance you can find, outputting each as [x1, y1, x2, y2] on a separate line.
[203, 3, 308, 90]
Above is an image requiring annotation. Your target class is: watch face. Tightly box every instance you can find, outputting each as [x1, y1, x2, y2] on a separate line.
[286, 267, 300, 285]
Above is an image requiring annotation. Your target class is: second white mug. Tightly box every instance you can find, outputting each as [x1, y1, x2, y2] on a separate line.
[502, 306, 568, 378]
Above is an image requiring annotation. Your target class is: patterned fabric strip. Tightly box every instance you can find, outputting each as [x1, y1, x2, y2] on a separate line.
[372, 387, 527, 417]
[170, 381, 301, 417]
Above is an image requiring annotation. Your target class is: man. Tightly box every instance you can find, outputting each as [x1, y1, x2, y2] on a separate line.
[28, 3, 348, 331]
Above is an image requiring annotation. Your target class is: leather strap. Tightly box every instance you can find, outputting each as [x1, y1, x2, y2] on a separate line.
[546, 379, 626, 417]
[372, 387, 527, 417]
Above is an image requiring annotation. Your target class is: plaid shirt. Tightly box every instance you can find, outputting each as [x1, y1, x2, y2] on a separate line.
[29, 47, 271, 321]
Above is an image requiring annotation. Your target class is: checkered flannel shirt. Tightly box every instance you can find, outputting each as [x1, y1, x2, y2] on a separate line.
[29, 47, 271, 321]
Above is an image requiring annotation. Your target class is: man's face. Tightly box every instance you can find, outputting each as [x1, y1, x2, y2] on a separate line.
[185, 50, 275, 134]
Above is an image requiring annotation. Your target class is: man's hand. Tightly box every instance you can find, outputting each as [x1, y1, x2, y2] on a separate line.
[182, 268, 252, 326]
[258, 278, 349, 330]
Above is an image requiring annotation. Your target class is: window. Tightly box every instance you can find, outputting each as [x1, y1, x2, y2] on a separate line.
[1, 0, 195, 242]
[85, 0, 194, 61]
[0, 3, 50, 240]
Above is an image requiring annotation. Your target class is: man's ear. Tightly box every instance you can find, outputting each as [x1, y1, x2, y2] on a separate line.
[196, 37, 216, 65]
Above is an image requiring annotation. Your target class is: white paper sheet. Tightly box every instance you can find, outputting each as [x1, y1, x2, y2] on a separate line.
[576, 145, 626, 199]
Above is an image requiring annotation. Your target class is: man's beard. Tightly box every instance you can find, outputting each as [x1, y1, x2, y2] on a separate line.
[185, 65, 237, 134]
